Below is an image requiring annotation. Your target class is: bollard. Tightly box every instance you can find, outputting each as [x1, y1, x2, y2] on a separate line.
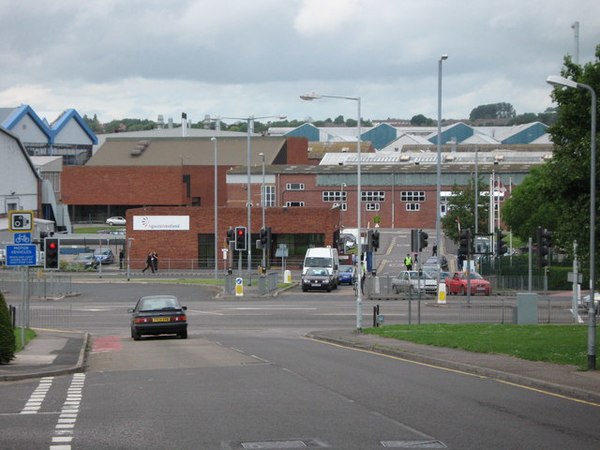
[373, 304, 380, 327]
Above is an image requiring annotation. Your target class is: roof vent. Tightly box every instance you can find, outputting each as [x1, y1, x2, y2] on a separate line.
[131, 140, 150, 156]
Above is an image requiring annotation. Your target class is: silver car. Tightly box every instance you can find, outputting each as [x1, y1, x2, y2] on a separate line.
[391, 270, 437, 294]
[106, 216, 126, 226]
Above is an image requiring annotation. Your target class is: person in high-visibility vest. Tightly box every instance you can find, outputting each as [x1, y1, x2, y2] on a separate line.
[404, 253, 413, 271]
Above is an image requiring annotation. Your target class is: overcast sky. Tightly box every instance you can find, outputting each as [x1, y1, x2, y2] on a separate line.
[1, 0, 599, 125]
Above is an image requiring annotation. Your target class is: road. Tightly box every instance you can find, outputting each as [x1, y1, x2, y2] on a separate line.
[0, 281, 597, 449]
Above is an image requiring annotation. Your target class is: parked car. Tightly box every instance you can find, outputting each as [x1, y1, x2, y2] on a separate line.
[301, 268, 336, 292]
[445, 271, 492, 296]
[422, 255, 449, 271]
[72, 252, 97, 269]
[129, 295, 188, 340]
[391, 270, 438, 294]
[93, 247, 115, 264]
[338, 265, 356, 285]
[106, 216, 126, 226]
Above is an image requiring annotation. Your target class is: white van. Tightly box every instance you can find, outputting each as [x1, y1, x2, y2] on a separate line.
[303, 247, 340, 286]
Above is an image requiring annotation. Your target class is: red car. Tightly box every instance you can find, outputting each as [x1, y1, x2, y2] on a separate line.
[445, 272, 491, 296]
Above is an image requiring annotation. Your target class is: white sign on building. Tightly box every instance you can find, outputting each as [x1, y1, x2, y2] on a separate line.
[133, 215, 190, 231]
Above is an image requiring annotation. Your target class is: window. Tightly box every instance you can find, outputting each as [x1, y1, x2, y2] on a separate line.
[361, 191, 385, 202]
[365, 203, 380, 211]
[322, 191, 347, 202]
[262, 185, 275, 207]
[401, 191, 425, 202]
[406, 203, 420, 211]
[286, 183, 305, 191]
[340, 203, 347, 211]
[285, 201, 305, 207]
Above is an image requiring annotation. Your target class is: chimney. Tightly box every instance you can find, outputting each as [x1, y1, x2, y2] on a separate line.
[182, 112, 188, 137]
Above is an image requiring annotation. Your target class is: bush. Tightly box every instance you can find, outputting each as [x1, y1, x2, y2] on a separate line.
[0, 291, 16, 364]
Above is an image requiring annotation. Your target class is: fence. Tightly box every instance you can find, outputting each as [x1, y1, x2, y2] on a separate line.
[363, 275, 579, 325]
[0, 270, 73, 299]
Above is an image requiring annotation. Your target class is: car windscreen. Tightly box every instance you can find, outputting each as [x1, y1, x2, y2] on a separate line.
[305, 257, 332, 268]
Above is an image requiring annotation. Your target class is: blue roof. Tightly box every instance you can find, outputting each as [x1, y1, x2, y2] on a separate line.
[1, 105, 52, 139]
[0, 105, 97, 145]
[285, 123, 320, 141]
[50, 109, 98, 145]
[361, 123, 397, 149]
[501, 122, 548, 145]
[428, 122, 474, 144]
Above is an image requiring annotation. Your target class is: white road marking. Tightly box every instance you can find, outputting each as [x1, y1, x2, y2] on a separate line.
[20, 377, 54, 415]
[49, 373, 86, 450]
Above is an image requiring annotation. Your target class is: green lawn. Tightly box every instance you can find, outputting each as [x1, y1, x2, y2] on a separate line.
[364, 323, 598, 370]
[14, 328, 37, 352]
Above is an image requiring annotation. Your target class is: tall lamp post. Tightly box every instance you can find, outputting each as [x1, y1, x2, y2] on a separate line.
[300, 92, 363, 331]
[205, 115, 285, 282]
[212, 137, 218, 279]
[436, 54, 449, 286]
[546, 74, 597, 370]
[259, 152, 266, 270]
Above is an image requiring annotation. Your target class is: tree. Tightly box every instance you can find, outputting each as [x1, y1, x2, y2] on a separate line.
[0, 291, 16, 364]
[441, 177, 489, 243]
[410, 114, 435, 126]
[503, 45, 600, 271]
[469, 102, 516, 121]
[333, 115, 345, 125]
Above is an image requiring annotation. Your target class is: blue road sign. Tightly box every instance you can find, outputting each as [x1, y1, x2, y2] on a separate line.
[6, 244, 38, 266]
[13, 232, 32, 244]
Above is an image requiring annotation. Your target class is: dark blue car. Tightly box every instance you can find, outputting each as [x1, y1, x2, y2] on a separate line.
[338, 265, 356, 285]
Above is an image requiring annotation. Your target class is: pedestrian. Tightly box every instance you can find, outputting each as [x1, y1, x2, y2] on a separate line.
[142, 251, 154, 273]
[404, 253, 413, 271]
[152, 251, 159, 272]
[119, 249, 124, 269]
[432, 243, 438, 256]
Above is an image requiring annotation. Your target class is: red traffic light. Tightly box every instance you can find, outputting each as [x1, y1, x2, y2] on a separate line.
[48, 242, 57, 249]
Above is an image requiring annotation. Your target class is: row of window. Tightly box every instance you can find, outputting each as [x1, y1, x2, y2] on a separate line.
[282, 201, 421, 211]
[286, 184, 427, 203]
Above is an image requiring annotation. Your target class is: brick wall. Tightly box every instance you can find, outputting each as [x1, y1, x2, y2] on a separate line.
[126, 205, 340, 268]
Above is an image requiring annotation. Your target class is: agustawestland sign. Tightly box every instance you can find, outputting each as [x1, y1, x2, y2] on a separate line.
[133, 215, 190, 231]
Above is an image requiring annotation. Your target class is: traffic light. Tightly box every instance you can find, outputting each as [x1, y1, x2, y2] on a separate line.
[266, 227, 272, 249]
[371, 230, 380, 251]
[410, 229, 419, 253]
[234, 226, 247, 251]
[259, 227, 268, 248]
[419, 230, 428, 251]
[44, 237, 60, 270]
[226, 228, 234, 244]
[536, 227, 552, 267]
[496, 229, 508, 256]
[459, 229, 471, 256]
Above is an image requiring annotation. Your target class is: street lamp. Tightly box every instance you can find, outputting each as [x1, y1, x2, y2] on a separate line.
[300, 92, 363, 331]
[205, 115, 285, 282]
[546, 74, 597, 370]
[212, 137, 218, 280]
[436, 54, 448, 289]
[259, 152, 266, 270]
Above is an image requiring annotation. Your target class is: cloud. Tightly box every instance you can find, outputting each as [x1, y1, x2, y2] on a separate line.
[0, 0, 598, 122]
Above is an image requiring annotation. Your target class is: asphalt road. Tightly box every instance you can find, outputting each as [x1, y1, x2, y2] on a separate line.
[0, 282, 597, 449]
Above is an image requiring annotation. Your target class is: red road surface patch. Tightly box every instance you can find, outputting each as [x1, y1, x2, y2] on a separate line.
[92, 336, 123, 353]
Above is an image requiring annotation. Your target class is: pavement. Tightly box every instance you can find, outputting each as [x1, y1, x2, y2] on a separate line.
[0, 329, 89, 382]
[1, 327, 599, 406]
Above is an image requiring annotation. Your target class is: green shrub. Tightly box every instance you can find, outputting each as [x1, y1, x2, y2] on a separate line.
[0, 291, 16, 364]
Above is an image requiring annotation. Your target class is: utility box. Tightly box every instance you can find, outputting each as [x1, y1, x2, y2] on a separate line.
[516, 292, 538, 324]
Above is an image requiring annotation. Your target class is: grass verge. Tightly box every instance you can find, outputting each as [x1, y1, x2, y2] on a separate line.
[364, 323, 598, 370]
[14, 328, 37, 352]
